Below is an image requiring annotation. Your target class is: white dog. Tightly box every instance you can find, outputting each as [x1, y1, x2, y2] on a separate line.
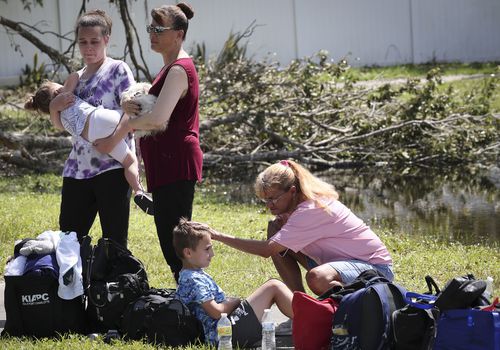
[120, 82, 157, 138]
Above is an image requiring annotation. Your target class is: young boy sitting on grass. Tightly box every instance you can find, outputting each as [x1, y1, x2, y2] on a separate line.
[173, 218, 293, 348]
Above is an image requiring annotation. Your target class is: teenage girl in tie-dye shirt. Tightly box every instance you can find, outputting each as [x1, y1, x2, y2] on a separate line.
[49, 10, 134, 247]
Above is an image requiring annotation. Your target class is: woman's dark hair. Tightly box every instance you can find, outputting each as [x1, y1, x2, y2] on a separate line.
[75, 9, 112, 37]
[151, 2, 194, 40]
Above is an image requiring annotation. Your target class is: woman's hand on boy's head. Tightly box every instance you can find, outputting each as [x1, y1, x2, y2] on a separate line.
[189, 221, 221, 239]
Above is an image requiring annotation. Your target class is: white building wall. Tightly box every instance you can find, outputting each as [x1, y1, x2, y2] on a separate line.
[294, 0, 414, 66]
[411, 0, 500, 63]
[1, 0, 499, 86]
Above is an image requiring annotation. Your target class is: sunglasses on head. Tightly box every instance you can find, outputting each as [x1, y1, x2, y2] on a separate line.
[146, 25, 174, 34]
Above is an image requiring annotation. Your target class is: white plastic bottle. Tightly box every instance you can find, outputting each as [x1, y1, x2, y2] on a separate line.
[217, 313, 233, 350]
[485, 276, 494, 299]
[261, 308, 276, 350]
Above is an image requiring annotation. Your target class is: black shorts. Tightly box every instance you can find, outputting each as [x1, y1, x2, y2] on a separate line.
[229, 299, 261, 348]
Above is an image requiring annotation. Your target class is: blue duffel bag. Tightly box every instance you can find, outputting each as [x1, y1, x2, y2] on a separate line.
[403, 274, 500, 350]
[433, 308, 500, 350]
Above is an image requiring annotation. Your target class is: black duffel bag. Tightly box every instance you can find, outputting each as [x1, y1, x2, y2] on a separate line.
[121, 288, 204, 347]
[85, 238, 149, 333]
[1, 234, 90, 338]
[2, 274, 86, 338]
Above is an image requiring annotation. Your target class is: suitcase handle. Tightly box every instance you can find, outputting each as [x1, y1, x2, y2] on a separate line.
[405, 292, 437, 309]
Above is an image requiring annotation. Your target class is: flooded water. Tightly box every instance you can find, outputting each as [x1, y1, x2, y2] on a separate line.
[204, 166, 500, 245]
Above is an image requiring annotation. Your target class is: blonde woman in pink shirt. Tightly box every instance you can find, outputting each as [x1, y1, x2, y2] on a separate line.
[203, 160, 393, 296]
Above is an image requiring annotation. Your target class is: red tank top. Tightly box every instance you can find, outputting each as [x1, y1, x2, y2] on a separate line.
[140, 58, 203, 191]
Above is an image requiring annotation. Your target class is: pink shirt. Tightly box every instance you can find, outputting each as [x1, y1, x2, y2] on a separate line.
[270, 199, 392, 265]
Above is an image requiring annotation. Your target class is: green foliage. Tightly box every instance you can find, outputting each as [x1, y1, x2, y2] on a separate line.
[19, 53, 48, 87]
[2, 48, 499, 174]
[192, 42, 206, 65]
[197, 49, 499, 170]
[215, 31, 249, 69]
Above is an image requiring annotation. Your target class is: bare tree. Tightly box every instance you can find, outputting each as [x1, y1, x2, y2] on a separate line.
[0, 0, 153, 81]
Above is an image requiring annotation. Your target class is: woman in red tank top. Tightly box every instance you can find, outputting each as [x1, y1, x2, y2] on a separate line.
[96, 2, 202, 282]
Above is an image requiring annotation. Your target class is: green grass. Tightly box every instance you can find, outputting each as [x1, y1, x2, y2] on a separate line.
[1, 174, 499, 349]
[440, 78, 500, 112]
[349, 61, 500, 81]
[345, 61, 500, 112]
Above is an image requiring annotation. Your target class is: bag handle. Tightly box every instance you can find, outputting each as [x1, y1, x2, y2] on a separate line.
[494, 312, 500, 348]
[366, 276, 391, 286]
[405, 292, 437, 310]
[371, 283, 397, 350]
[425, 275, 441, 295]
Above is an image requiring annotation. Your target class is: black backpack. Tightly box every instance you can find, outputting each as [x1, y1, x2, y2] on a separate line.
[392, 275, 440, 350]
[121, 288, 204, 347]
[434, 274, 489, 310]
[85, 238, 149, 333]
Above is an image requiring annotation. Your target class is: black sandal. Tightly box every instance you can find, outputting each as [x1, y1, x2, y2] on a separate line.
[134, 193, 154, 215]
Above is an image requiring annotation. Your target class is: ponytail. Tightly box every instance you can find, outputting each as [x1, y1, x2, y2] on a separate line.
[24, 95, 36, 111]
[288, 160, 339, 203]
[255, 160, 339, 212]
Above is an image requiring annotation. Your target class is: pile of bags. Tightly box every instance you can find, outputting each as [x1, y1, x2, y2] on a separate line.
[293, 270, 499, 350]
[1, 233, 203, 347]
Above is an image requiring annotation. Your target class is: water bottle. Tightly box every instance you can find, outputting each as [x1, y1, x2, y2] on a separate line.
[261, 308, 276, 350]
[217, 313, 233, 350]
[485, 276, 494, 299]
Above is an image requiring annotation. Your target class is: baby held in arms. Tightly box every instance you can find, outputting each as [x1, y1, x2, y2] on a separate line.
[24, 73, 154, 215]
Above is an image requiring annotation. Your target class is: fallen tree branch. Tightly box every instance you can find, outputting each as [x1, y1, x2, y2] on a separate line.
[0, 16, 73, 72]
[0, 151, 62, 173]
[0, 131, 72, 150]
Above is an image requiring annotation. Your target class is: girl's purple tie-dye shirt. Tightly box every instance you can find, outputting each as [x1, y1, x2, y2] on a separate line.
[62, 57, 135, 179]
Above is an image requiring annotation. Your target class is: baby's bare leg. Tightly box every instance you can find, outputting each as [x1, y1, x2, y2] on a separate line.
[121, 151, 142, 193]
[122, 150, 154, 215]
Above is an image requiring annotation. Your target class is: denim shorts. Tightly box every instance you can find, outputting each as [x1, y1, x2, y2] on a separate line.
[307, 257, 394, 284]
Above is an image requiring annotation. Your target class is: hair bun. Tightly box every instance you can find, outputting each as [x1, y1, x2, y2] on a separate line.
[177, 2, 194, 19]
[24, 95, 35, 110]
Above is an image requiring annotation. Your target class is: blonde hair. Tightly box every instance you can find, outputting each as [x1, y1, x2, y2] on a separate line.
[24, 80, 57, 114]
[151, 2, 194, 40]
[172, 217, 210, 259]
[254, 160, 339, 211]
